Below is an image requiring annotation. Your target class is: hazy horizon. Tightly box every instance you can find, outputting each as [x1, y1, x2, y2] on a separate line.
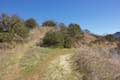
[0, 0, 120, 35]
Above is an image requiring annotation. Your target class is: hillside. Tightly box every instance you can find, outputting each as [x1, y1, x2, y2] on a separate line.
[0, 27, 78, 80]
[113, 32, 120, 39]
[0, 0, 119, 80]
[0, 27, 120, 80]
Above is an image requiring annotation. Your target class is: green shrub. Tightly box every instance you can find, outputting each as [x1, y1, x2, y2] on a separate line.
[0, 14, 29, 42]
[0, 32, 14, 42]
[42, 23, 84, 48]
[68, 24, 83, 36]
[104, 34, 115, 42]
[43, 31, 65, 48]
[43, 31, 73, 48]
[10, 23, 29, 38]
[64, 36, 72, 48]
[8, 15, 29, 39]
[25, 18, 38, 29]
[67, 23, 83, 42]
[42, 20, 57, 27]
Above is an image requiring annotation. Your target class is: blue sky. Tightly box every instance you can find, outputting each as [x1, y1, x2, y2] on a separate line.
[0, 0, 120, 35]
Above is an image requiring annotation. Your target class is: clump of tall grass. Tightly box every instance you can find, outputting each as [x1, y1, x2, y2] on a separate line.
[72, 47, 120, 80]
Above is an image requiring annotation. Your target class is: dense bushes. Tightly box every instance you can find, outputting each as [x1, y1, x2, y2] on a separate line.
[67, 24, 83, 42]
[0, 33, 14, 42]
[43, 31, 65, 48]
[0, 14, 84, 48]
[10, 16, 29, 38]
[42, 20, 57, 27]
[43, 31, 73, 48]
[104, 34, 116, 42]
[0, 14, 29, 42]
[43, 23, 83, 48]
[63, 36, 72, 48]
[25, 18, 38, 29]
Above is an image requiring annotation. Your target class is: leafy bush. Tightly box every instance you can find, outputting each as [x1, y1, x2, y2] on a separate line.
[0, 33, 14, 42]
[43, 31, 73, 48]
[68, 24, 83, 36]
[64, 36, 72, 48]
[42, 20, 57, 27]
[0, 14, 29, 42]
[43, 31, 65, 48]
[67, 23, 83, 42]
[43, 23, 84, 48]
[104, 34, 116, 42]
[25, 18, 38, 29]
[9, 15, 29, 39]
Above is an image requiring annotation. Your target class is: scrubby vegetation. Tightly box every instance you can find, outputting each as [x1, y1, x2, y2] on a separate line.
[0, 13, 118, 49]
[67, 24, 83, 42]
[42, 23, 84, 48]
[104, 34, 116, 42]
[43, 31, 65, 48]
[42, 20, 57, 27]
[25, 18, 38, 29]
[0, 14, 85, 49]
[0, 14, 29, 43]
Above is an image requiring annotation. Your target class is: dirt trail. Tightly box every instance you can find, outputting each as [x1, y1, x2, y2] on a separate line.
[41, 53, 80, 80]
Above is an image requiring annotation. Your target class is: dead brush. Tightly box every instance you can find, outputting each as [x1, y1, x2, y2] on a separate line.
[72, 47, 120, 80]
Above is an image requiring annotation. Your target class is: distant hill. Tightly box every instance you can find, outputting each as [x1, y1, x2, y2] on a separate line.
[111, 32, 120, 42]
[113, 32, 120, 39]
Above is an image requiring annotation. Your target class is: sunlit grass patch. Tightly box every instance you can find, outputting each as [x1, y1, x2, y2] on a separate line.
[19, 47, 75, 76]
[0, 46, 76, 80]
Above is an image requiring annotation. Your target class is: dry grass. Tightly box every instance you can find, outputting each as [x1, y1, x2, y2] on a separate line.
[0, 47, 77, 80]
[0, 27, 120, 80]
[72, 46, 120, 80]
[0, 27, 54, 80]
[0, 27, 78, 80]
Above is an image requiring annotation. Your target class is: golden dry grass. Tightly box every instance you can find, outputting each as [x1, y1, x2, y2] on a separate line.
[72, 46, 120, 80]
